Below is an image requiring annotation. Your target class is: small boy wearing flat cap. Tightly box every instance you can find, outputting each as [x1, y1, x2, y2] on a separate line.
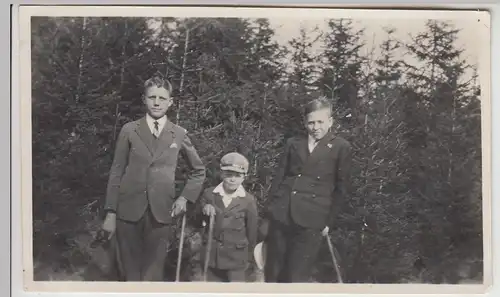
[200, 152, 258, 282]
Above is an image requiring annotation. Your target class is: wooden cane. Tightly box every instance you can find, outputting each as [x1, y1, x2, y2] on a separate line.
[175, 213, 187, 282]
[325, 233, 344, 283]
[203, 214, 215, 281]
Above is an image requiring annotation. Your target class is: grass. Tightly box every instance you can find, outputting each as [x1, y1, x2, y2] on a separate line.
[33, 212, 483, 284]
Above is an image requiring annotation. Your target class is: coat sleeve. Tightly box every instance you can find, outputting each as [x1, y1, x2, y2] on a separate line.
[246, 197, 259, 255]
[104, 123, 131, 213]
[199, 189, 209, 208]
[199, 189, 216, 211]
[197, 189, 212, 228]
[328, 141, 352, 229]
[266, 138, 291, 204]
[179, 132, 206, 203]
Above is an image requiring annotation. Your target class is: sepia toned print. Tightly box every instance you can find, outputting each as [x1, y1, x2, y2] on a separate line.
[18, 5, 491, 294]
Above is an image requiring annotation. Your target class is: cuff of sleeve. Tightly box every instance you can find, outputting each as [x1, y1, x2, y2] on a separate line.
[178, 196, 190, 203]
[101, 208, 116, 220]
[103, 204, 117, 212]
[180, 193, 199, 203]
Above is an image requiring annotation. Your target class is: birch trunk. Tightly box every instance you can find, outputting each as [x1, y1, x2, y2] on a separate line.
[112, 20, 128, 142]
[253, 90, 267, 174]
[75, 17, 88, 104]
[177, 25, 190, 125]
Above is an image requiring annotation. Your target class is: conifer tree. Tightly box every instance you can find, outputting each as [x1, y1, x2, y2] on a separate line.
[403, 20, 482, 282]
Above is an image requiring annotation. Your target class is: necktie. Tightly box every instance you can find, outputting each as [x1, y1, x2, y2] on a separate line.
[153, 121, 159, 138]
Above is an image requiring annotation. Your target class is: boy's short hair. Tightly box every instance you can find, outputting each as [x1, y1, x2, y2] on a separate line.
[303, 96, 333, 118]
[144, 75, 173, 94]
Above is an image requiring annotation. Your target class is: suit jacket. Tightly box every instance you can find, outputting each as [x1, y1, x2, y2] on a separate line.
[265, 131, 352, 230]
[200, 187, 258, 270]
[104, 116, 206, 224]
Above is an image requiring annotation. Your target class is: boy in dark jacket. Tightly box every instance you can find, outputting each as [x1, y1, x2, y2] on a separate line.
[200, 152, 258, 282]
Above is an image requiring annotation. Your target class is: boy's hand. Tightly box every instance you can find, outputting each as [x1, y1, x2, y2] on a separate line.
[171, 196, 187, 217]
[102, 212, 116, 240]
[202, 204, 216, 217]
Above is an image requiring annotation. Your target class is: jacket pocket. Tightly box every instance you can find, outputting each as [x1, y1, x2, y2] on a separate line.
[229, 212, 245, 230]
[224, 239, 249, 267]
[235, 241, 248, 249]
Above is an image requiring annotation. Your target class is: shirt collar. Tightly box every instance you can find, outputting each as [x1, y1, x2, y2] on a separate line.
[308, 129, 335, 144]
[212, 182, 246, 198]
[146, 113, 167, 127]
[308, 134, 320, 145]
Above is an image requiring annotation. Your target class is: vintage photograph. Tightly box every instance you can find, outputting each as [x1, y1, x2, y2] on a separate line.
[21, 5, 490, 293]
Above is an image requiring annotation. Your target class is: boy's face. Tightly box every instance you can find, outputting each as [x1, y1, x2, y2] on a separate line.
[304, 108, 333, 141]
[221, 170, 246, 192]
[143, 86, 172, 119]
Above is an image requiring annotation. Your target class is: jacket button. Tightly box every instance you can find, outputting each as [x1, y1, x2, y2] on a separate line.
[317, 176, 321, 180]
[292, 191, 297, 195]
[298, 174, 301, 177]
[312, 194, 316, 198]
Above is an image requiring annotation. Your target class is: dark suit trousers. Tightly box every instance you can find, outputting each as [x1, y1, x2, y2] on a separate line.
[206, 267, 246, 282]
[264, 219, 323, 283]
[115, 206, 171, 281]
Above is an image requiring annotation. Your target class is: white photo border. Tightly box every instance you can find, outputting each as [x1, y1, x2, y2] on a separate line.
[10, 2, 496, 297]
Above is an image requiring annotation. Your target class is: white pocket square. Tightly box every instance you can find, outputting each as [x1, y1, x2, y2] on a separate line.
[327, 143, 333, 148]
[170, 143, 178, 148]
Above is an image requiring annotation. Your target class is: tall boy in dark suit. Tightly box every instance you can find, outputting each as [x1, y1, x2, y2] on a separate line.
[264, 96, 352, 283]
[101, 76, 206, 281]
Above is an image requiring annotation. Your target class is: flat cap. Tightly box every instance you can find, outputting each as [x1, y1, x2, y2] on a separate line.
[220, 152, 249, 174]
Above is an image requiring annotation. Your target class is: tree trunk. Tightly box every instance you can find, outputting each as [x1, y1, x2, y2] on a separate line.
[112, 20, 128, 142]
[253, 89, 267, 175]
[75, 17, 88, 104]
[177, 25, 190, 125]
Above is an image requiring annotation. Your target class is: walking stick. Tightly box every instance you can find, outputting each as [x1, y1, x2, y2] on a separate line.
[203, 214, 215, 281]
[325, 233, 344, 283]
[175, 213, 187, 282]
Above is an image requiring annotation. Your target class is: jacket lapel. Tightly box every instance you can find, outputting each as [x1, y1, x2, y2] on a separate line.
[225, 196, 245, 212]
[306, 130, 337, 167]
[152, 119, 176, 161]
[211, 191, 245, 239]
[211, 193, 225, 239]
[212, 192, 226, 212]
[292, 136, 310, 165]
[212, 191, 245, 212]
[134, 116, 155, 157]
